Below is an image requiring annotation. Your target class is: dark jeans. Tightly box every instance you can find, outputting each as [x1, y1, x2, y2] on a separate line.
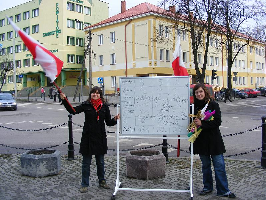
[81, 154, 105, 187]
[199, 154, 230, 195]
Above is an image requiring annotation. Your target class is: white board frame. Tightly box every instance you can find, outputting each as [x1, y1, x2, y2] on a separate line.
[119, 76, 190, 136]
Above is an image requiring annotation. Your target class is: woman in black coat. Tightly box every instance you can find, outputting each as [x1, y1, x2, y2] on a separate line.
[192, 83, 235, 198]
[60, 86, 119, 193]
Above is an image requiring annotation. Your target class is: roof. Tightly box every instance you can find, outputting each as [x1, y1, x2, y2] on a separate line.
[87, 2, 175, 30]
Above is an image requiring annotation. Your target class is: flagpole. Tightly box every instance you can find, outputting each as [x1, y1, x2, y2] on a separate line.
[53, 82, 76, 112]
[13, 37, 17, 99]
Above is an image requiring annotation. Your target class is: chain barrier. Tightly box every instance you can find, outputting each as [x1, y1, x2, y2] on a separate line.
[0, 123, 68, 132]
[0, 122, 262, 157]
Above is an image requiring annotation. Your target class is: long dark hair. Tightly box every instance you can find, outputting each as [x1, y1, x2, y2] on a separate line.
[193, 83, 211, 103]
[88, 86, 105, 102]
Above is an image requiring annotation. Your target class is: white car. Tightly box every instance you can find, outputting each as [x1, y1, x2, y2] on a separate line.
[0, 93, 17, 111]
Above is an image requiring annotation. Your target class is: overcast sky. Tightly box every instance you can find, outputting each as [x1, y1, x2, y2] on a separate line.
[0, 0, 162, 17]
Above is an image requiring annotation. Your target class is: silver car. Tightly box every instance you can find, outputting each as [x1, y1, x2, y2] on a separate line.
[0, 93, 17, 111]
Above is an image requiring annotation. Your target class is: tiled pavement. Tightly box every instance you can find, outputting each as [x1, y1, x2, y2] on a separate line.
[0, 154, 265, 200]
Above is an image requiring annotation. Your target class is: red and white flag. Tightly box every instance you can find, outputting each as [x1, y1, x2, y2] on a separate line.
[7, 17, 63, 83]
[172, 37, 189, 76]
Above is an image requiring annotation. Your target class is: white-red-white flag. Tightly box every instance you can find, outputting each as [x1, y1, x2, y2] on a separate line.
[7, 17, 63, 83]
[172, 37, 189, 76]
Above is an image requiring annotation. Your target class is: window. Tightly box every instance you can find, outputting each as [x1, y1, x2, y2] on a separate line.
[159, 25, 163, 37]
[210, 37, 213, 46]
[0, 33, 5, 41]
[76, 4, 83, 13]
[67, 2, 75, 11]
[67, 54, 75, 63]
[67, 19, 75, 28]
[84, 7, 91, 15]
[8, 76, 13, 83]
[7, 16, 13, 25]
[238, 60, 241, 68]
[243, 77, 246, 85]
[182, 30, 187, 41]
[32, 59, 39, 66]
[75, 20, 83, 30]
[235, 59, 237, 68]
[16, 60, 21, 68]
[23, 11, 30, 20]
[16, 75, 22, 83]
[1, 48, 6, 55]
[111, 76, 116, 87]
[7, 31, 13, 40]
[0, 19, 5, 27]
[32, 8, 39, 18]
[7, 47, 13, 54]
[76, 38, 83, 46]
[84, 22, 91, 28]
[250, 61, 253, 69]
[165, 26, 169, 38]
[23, 27, 30, 35]
[67, 36, 75, 45]
[76, 55, 84, 64]
[210, 56, 214, 66]
[251, 77, 253, 85]
[215, 57, 219, 66]
[111, 53, 116, 65]
[15, 45, 21, 53]
[110, 32, 115, 43]
[99, 55, 103, 66]
[183, 52, 187, 62]
[15, 31, 18, 38]
[32, 24, 39, 34]
[198, 54, 202, 64]
[160, 49, 164, 61]
[262, 63, 264, 70]
[15, 14, 21, 22]
[23, 44, 29, 51]
[166, 50, 170, 61]
[23, 59, 30, 67]
[242, 60, 245, 69]
[99, 34, 103, 45]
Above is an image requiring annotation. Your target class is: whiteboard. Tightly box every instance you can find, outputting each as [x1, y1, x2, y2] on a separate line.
[120, 76, 190, 135]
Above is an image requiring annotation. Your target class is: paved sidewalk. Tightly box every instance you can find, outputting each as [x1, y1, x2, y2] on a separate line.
[0, 154, 265, 200]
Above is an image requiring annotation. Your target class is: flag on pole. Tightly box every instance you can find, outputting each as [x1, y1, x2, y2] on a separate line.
[172, 37, 189, 76]
[7, 17, 63, 83]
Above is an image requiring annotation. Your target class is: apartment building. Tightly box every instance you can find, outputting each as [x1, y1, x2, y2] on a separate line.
[0, 0, 108, 92]
[86, 1, 265, 94]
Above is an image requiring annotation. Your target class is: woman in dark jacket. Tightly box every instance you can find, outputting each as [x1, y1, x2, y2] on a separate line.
[60, 86, 119, 193]
[192, 83, 235, 198]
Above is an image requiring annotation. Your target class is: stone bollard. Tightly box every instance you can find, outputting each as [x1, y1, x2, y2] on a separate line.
[20, 149, 61, 177]
[126, 150, 166, 180]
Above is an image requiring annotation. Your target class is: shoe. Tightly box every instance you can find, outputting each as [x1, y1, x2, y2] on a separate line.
[99, 180, 110, 189]
[218, 191, 236, 198]
[199, 189, 212, 195]
[79, 187, 88, 193]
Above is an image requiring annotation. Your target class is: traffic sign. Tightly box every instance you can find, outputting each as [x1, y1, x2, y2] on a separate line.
[98, 77, 103, 83]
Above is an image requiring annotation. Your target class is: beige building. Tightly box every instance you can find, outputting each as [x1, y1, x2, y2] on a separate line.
[0, 0, 108, 92]
[86, 1, 265, 94]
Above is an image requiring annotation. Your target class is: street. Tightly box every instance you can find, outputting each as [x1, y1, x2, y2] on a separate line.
[0, 96, 265, 161]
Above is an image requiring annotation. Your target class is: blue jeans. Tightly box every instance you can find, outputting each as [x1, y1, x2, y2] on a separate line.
[199, 154, 229, 195]
[81, 154, 105, 187]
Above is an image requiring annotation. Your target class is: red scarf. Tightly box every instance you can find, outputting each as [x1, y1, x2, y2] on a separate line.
[90, 98, 103, 120]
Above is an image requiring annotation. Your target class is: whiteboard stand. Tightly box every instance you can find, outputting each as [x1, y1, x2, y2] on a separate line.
[111, 105, 194, 200]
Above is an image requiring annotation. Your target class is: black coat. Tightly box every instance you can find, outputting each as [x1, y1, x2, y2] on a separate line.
[193, 100, 226, 155]
[62, 100, 117, 155]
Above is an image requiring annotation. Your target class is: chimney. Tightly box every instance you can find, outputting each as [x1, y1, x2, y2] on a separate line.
[169, 5, 176, 14]
[121, 1, 126, 13]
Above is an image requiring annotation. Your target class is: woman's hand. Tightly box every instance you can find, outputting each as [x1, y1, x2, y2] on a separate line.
[114, 114, 120, 121]
[60, 92, 66, 100]
[194, 118, 202, 126]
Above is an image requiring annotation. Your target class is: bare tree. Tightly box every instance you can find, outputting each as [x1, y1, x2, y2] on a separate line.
[216, 0, 252, 90]
[0, 56, 13, 92]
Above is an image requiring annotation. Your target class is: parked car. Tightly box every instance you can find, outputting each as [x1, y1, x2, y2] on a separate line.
[232, 88, 248, 99]
[256, 87, 266, 96]
[240, 88, 260, 98]
[190, 84, 214, 104]
[0, 93, 17, 111]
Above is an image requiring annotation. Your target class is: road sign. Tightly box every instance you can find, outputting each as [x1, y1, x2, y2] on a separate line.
[98, 77, 103, 83]
[18, 74, 23, 78]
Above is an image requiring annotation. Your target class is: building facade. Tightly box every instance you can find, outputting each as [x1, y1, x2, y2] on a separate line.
[86, 2, 266, 94]
[0, 0, 108, 92]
